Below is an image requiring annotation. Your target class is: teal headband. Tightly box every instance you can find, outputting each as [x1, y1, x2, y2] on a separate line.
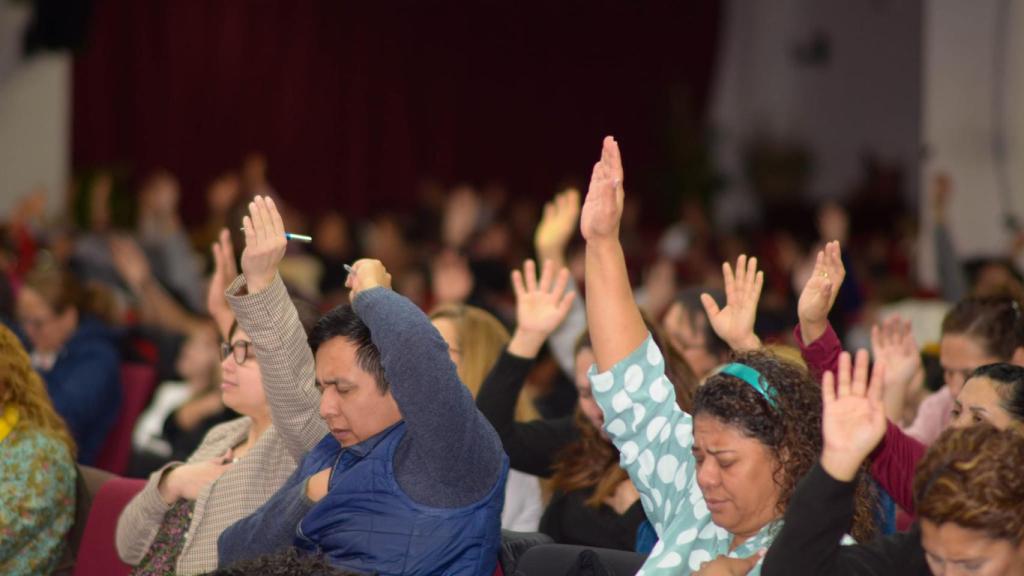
[719, 363, 778, 408]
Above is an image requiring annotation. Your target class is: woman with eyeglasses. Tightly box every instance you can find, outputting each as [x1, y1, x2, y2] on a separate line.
[115, 232, 318, 576]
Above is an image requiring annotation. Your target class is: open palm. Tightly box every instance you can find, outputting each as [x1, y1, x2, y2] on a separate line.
[701, 254, 763, 351]
[580, 136, 625, 242]
[535, 188, 581, 263]
[821, 350, 887, 479]
[797, 240, 845, 326]
[513, 259, 576, 337]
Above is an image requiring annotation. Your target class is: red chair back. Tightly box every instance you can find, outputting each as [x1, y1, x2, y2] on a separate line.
[95, 363, 157, 474]
[71, 476, 146, 576]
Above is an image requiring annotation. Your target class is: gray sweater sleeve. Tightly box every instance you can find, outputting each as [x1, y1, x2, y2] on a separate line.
[547, 277, 587, 378]
[352, 288, 505, 508]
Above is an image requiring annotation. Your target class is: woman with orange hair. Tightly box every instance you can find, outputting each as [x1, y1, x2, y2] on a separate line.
[0, 324, 77, 575]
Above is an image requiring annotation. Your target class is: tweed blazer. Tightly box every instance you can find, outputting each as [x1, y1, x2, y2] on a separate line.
[115, 274, 325, 575]
[115, 416, 300, 574]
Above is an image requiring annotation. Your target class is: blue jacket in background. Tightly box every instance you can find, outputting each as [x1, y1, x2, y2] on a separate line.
[38, 316, 122, 464]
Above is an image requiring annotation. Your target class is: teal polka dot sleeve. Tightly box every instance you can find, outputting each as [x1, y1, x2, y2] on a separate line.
[588, 334, 779, 575]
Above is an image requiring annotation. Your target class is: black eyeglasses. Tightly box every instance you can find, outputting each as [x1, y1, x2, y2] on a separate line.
[221, 340, 255, 365]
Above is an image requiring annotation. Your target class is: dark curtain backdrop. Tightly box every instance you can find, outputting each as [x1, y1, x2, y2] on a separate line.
[73, 1, 721, 224]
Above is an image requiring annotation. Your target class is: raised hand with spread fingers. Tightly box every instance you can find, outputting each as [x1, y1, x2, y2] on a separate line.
[871, 315, 923, 423]
[820, 350, 887, 482]
[507, 259, 576, 358]
[701, 254, 764, 352]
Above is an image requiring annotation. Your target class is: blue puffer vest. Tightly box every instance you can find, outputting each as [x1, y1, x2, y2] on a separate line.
[294, 422, 508, 575]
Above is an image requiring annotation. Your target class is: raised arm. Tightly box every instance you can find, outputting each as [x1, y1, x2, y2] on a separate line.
[347, 259, 504, 504]
[581, 137, 697, 535]
[534, 188, 588, 376]
[476, 259, 577, 476]
[227, 196, 326, 462]
[581, 136, 647, 370]
[795, 241, 846, 379]
[764, 351, 890, 575]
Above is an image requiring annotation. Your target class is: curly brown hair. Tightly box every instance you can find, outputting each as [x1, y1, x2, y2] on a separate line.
[915, 424, 1024, 543]
[0, 324, 76, 457]
[693, 349, 878, 543]
[550, 317, 698, 507]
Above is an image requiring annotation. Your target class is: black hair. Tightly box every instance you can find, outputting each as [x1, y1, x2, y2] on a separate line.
[308, 304, 388, 394]
[967, 363, 1024, 422]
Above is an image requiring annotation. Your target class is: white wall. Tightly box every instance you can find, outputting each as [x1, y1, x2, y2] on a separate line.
[711, 0, 922, 231]
[918, 0, 1024, 287]
[0, 51, 70, 219]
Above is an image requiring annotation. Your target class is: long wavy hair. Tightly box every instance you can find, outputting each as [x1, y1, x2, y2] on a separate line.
[429, 303, 538, 421]
[550, 316, 697, 507]
[0, 324, 76, 457]
[694, 349, 877, 542]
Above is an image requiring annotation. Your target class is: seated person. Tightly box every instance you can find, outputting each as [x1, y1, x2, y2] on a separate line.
[578, 137, 876, 574]
[15, 265, 121, 464]
[116, 232, 315, 575]
[0, 324, 77, 575]
[763, 353, 1024, 575]
[217, 197, 507, 575]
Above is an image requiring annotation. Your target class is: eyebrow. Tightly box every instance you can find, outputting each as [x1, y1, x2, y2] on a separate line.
[317, 377, 356, 388]
[692, 447, 737, 455]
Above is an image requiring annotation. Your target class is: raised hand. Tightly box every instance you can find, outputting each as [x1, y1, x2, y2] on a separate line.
[240, 195, 287, 294]
[694, 551, 764, 576]
[871, 315, 923, 421]
[797, 240, 846, 344]
[820, 350, 887, 482]
[108, 234, 153, 292]
[431, 250, 474, 306]
[442, 186, 481, 249]
[346, 258, 392, 300]
[701, 254, 764, 351]
[580, 136, 625, 244]
[507, 259, 576, 358]
[207, 228, 238, 340]
[534, 187, 581, 267]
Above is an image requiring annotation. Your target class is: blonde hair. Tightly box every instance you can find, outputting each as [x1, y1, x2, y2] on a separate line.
[0, 324, 77, 457]
[429, 304, 539, 422]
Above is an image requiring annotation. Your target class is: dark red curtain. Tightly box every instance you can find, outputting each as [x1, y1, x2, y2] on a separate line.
[73, 1, 721, 224]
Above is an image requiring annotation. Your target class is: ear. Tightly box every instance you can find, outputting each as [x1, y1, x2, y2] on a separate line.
[1011, 347, 1024, 367]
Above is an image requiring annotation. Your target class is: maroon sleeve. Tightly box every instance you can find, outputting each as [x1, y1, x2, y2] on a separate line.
[869, 420, 926, 515]
[796, 322, 926, 516]
[794, 323, 841, 382]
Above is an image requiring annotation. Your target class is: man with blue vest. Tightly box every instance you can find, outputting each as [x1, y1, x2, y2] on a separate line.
[218, 196, 508, 575]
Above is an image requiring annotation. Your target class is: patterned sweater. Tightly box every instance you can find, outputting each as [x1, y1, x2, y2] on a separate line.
[0, 411, 76, 576]
[589, 335, 780, 575]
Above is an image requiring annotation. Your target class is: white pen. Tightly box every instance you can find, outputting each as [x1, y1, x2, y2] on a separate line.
[238, 228, 313, 243]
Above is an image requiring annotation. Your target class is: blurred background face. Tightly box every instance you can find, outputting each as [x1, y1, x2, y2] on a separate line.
[15, 287, 76, 354]
[920, 521, 1024, 576]
[940, 334, 1001, 397]
[663, 302, 719, 379]
[176, 325, 221, 385]
[574, 347, 605, 434]
[951, 377, 1016, 430]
